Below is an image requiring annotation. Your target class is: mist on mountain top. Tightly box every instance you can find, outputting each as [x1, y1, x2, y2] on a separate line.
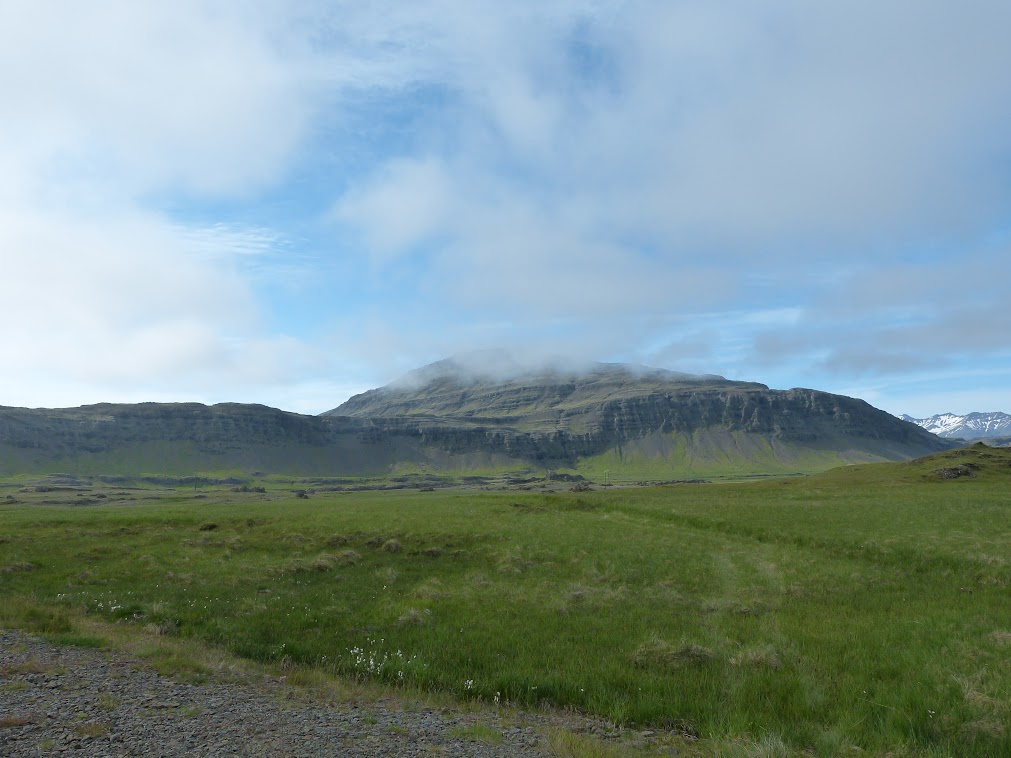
[387, 350, 728, 390]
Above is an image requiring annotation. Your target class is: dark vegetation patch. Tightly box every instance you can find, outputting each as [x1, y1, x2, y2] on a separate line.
[97, 475, 245, 486]
[279, 530, 473, 558]
[510, 501, 547, 513]
[510, 496, 599, 513]
[281, 549, 362, 574]
[636, 479, 711, 486]
[561, 498, 599, 512]
[75, 545, 108, 562]
[305, 473, 452, 492]
[631, 636, 719, 669]
[936, 465, 978, 479]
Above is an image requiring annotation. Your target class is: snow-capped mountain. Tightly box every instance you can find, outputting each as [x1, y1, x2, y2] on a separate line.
[901, 411, 1011, 439]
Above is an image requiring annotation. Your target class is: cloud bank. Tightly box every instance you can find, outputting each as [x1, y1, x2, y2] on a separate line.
[2, 2, 1009, 415]
[0, 2, 334, 410]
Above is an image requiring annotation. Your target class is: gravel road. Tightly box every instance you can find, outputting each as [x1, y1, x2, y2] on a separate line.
[0, 629, 605, 756]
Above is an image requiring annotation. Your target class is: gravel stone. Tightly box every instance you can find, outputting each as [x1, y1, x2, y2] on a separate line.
[0, 630, 609, 756]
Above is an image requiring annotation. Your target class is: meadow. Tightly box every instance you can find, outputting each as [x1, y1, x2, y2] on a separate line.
[2, 444, 1010, 756]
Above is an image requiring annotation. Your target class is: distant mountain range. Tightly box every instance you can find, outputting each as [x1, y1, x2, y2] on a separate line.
[0, 356, 956, 479]
[900, 412, 1011, 440]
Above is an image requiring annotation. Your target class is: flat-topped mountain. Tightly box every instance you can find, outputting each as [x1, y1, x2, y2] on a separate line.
[0, 357, 954, 479]
[328, 358, 762, 431]
[325, 357, 953, 477]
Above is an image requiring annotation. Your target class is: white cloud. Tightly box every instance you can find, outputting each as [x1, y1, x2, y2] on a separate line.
[0, 206, 321, 403]
[0, 1, 312, 199]
[3, 2, 1011, 415]
[0, 2, 334, 409]
[326, 1, 1011, 386]
[333, 156, 452, 261]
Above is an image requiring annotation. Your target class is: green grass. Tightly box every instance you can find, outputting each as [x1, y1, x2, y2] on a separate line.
[447, 721, 503, 744]
[2, 445, 1010, 755]
[570, 429, 905, 482]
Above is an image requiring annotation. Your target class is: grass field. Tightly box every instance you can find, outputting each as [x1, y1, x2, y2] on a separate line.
[2, 444, 1010, 755]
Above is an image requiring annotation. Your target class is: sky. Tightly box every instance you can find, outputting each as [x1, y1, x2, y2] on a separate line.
[2, 1, 1010, 418]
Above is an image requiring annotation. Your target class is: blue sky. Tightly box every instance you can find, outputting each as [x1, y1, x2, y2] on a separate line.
[2, 1, 1010, 417]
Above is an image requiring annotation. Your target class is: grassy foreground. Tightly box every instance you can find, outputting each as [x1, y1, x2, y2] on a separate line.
[2, 445, 1011, 755]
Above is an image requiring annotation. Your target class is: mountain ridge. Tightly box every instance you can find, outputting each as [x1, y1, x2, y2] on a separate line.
[901, 411, 1011, 440]
[0, 359, 955, 478]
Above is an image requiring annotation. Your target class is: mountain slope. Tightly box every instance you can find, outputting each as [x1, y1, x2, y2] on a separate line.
[0, 403, 426, 477]
[0, 359, 955, 479]
[901, 412, 1011, 440]
[327, 359, 953, 477]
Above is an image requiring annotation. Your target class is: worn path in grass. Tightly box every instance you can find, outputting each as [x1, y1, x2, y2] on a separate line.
[1, 628, 633, 757]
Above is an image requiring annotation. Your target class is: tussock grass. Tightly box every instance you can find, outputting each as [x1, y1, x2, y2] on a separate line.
[334, 549, 362, 566]
[0, 714, 34, 728]
[397, 607, 429, 626]
[412, 578, 447, 600]
[631, 636, 718, 669]
[46, 633, 105, 648]
[73, 721, 110, 738]
[548, 730, 618, 757]
[2, 656, 54, 675]
[447, 721, 502, 744]
[729, 644, 781, 670]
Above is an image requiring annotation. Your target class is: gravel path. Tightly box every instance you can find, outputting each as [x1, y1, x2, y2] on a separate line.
[0, 630, 606, 756]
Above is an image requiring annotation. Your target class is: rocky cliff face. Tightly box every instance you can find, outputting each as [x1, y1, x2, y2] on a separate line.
[326, 362, 952, 465]
[0, 403, 330, 455]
